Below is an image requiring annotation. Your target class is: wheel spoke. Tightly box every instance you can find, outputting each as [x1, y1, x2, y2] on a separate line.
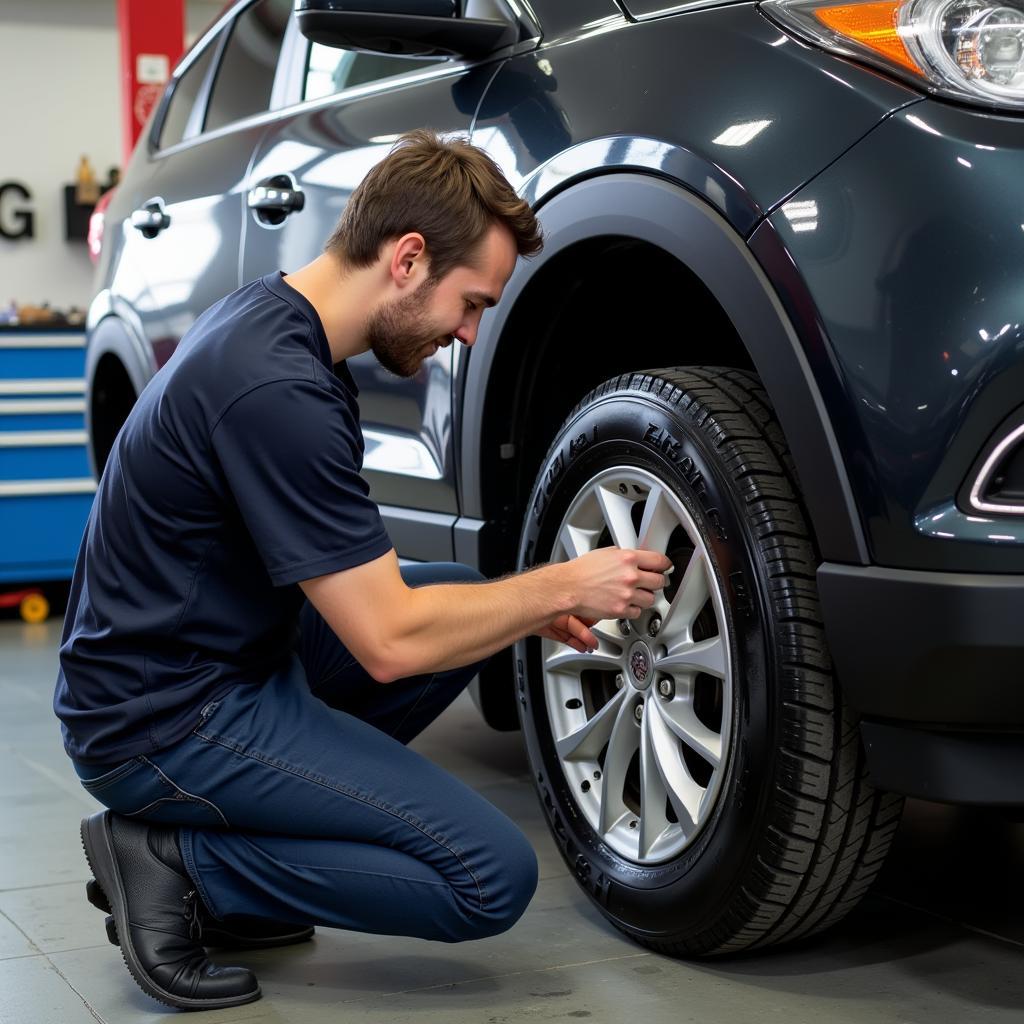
[638, 707, 670, 859]
[555, 688, 626, 762]
[589, 618, 626, 648]
[647, 704, 703, 831]
[598, 696, 641, 836]
[595, 485, 639, 550]
[545, 644, 623, 674]
[559, 522, 600, 560]
[636, 483, 677, 554]
[659, 636, 726, 679]
[660, 549, 710, 640]
[653, 696, 722, 768]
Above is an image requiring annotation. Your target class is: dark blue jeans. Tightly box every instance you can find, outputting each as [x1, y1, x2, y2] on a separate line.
[72, 563, 538, 943]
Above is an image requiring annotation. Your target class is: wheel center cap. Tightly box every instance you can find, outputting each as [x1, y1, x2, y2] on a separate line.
[627, 641, 654, 689]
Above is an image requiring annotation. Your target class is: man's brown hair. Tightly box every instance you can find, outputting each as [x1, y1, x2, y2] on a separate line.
[324, 129, 542, 281]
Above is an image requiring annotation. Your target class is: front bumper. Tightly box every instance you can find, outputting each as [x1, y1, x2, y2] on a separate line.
[860, 722, 1024, 806]
[818, 562, 1024, 804]
[764, 98, 1024, 576]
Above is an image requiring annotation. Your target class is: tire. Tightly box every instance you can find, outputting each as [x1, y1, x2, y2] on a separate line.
[514, 367, 904, 956]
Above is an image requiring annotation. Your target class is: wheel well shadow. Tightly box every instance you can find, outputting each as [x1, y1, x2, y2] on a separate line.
[90, 352, 137, 477]
[479, 236, 754, 574]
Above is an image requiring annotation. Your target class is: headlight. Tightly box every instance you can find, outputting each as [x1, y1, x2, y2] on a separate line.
[761, 0, 1024, 109]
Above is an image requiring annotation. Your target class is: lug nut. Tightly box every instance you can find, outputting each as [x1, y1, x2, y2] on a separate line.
[658, 678, 674, 699]
[614, 673, 624, 689]
[634, 704, 644, 722]
[647, 615, 661, 637]
[618, 619, 631, 636]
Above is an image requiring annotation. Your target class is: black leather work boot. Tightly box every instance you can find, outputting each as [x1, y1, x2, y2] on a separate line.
[80, 810, 261, 1011]
[85, 878, 315, 950]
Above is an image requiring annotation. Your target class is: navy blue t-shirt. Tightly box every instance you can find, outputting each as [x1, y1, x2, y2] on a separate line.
[54, 272, 393, 765]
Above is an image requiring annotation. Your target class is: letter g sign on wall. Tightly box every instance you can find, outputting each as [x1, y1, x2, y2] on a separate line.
[0, 182, 35, 240]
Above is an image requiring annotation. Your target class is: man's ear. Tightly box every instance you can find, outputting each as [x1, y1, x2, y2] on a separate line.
[389, 232, 427, 288]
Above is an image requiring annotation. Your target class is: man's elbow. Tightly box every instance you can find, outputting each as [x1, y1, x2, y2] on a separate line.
[336, 597, 422, 684]
[357, 650, 396, 684]
[367, 659, 400, 685]
[363, 643, 417, 685]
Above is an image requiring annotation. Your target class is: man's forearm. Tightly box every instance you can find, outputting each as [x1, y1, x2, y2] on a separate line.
[301, 544, 669, 684]
[380, 563, 576, 680]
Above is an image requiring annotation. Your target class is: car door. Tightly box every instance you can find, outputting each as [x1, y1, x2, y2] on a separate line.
[239, 24, 503, 558]
[113, 0, 292, 366]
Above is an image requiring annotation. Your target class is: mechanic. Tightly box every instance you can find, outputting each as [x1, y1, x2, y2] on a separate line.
[54, 130, 672, 1012]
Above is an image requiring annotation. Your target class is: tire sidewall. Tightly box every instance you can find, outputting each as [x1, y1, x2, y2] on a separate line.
[516, 382, 776, 938]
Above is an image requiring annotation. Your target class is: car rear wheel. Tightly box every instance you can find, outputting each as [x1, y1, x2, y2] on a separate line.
[515, 367, 904, 955]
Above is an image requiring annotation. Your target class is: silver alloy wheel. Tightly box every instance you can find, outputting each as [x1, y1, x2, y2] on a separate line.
[542, 466, 733, 864]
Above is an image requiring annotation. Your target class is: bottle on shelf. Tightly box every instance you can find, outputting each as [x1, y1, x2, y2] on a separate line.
[75, 155, 100, 206]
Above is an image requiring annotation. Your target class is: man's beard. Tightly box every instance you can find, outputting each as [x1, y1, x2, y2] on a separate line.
[365, 279, 445, 379]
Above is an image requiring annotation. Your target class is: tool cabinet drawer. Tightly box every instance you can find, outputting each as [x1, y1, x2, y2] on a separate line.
[0, 331, 95, 584]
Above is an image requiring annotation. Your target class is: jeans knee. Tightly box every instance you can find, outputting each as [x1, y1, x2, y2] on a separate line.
[461, 832, 538, 941]
[496, 839, 539, 934]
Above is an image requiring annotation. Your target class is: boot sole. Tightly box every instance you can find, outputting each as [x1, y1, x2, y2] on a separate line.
[80, 812, 261, 1011]
[86, 877, 315, 950]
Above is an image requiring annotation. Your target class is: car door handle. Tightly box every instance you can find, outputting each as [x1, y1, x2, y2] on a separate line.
[130, 198, 170, 238]
[247, 180, 305, 214]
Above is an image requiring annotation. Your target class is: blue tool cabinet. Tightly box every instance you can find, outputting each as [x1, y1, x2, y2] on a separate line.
[0, 329, 96, 584]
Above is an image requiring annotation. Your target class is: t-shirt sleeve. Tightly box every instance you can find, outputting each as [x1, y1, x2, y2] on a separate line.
[210, 377, 393, 586]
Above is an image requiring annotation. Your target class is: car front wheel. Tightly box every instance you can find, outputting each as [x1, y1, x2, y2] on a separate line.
[515, 367, 903, 956]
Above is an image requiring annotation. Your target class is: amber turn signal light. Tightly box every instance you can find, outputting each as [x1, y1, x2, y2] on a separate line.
[812, 1, 923, 75]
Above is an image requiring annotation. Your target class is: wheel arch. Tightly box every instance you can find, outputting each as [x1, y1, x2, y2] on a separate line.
[85, 295, 155, 477]
[457, 172, 869, 568]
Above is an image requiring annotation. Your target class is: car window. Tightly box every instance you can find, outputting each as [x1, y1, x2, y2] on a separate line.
[205, 0, 291, 133]
[160, 35, 219, 149]
[304, 43, 441, 102]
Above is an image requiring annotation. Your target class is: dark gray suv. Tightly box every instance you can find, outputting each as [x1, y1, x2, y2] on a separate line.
[85, 0, 1024, 956]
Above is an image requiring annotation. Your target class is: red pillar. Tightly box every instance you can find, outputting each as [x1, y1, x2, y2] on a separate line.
[117, 0, 185, 165]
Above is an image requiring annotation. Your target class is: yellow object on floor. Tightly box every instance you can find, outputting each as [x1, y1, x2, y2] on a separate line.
[19, 592, 49, 624]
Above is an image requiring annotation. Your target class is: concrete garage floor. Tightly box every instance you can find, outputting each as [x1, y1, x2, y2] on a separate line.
[1, 619, 1022, 1023]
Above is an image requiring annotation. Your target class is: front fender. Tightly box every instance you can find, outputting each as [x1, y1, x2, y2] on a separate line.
[457, 172, 870, 565]
[84, 293, 157, 477]
[85, 290, 157, 397]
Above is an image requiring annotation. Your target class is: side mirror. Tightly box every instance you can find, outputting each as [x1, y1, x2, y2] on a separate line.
[294, 0, 518, 60]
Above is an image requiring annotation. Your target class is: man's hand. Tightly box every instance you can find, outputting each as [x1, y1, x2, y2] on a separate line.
[533, 547, 673, 652]
[536, 614, 598, 653]
[564, 547, 673, 623]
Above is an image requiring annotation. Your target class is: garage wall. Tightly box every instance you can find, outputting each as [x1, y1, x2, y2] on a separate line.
[0, 0, 223, 312]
